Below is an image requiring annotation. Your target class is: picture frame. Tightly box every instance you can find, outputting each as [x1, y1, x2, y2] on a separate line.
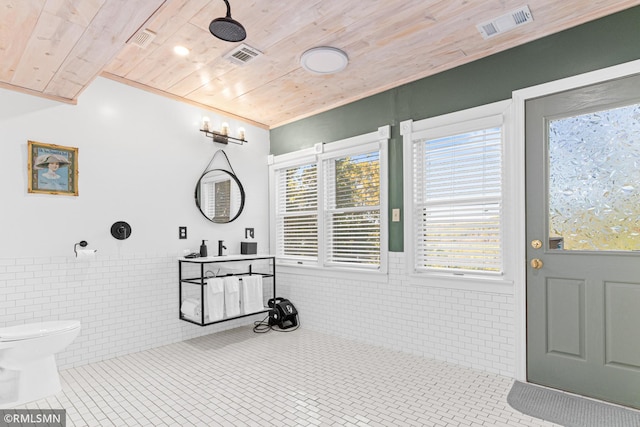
[28, 141, 79, 196]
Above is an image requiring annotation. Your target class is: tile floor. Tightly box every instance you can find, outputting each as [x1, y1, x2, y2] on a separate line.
[21, 326, 558, 426]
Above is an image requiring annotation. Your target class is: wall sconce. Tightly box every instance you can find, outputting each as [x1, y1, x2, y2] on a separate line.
[200, 117, 247, 145]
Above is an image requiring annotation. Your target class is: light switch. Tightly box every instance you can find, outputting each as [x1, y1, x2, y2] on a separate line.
[392, 208, 400, 222]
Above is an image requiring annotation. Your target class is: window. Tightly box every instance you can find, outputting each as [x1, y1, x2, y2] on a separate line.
[275, 163, 318, 261]
[402, 101, 509, 277]
[324, 151, 381, 267]
[270, 127, 389, 272]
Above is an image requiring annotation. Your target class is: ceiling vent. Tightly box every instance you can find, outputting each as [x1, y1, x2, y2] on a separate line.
[223, 43, 263, 65]
[477, 5, 533, 39]
[127, 28, 157, 49]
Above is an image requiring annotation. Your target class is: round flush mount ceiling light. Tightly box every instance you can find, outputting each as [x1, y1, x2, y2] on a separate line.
[300, 47, 349, 75]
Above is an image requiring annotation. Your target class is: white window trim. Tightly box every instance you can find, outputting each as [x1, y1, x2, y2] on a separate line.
[269, 125, 390, 278]
[401, 99, 514, 293]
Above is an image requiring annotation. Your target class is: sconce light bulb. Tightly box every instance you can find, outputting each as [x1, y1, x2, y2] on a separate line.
[221, 122, 230, 136]
[238, 127, 245, 140]
[202, 117, 210, 131]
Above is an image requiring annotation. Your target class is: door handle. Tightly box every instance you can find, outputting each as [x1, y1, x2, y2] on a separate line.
[530, 258, 543, 269]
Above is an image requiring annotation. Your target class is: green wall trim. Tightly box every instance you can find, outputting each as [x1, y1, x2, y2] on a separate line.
[270, 6, 640, 252]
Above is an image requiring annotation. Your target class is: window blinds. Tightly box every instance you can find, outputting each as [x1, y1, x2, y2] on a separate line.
[413, 127, 502, 273]
[276, 163, 318, 260]
[324, 152, 381, 267]
[272, 129, 387, 271]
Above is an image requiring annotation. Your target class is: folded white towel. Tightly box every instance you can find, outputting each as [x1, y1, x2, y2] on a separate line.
[224, 276, 240, 317]
[181, 298, 202, 321]
[206, 278, 225, 321]
[241, 275, 264, 314]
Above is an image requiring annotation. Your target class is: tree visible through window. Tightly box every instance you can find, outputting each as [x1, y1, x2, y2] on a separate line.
[326, 152, 381, 266]
[272, 133, 387, 271]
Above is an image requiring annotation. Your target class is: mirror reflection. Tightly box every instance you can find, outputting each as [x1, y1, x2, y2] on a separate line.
[195, 169, 245, 223]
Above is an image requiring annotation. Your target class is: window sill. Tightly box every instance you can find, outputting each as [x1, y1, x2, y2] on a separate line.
[275, 263, 389, 284]
[407, 272, 514, 294]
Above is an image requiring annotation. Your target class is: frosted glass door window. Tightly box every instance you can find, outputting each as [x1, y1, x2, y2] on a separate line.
[548, 103, 640, 251]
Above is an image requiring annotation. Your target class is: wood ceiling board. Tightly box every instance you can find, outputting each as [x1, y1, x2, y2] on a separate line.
[202, 68, 362, 127]
[125, 0, 640, 127]
[100, 71, 269, 129]
[10, 10, 86, 93]
[201, 3, 447, 119]
[44, 0, 167, 99]
[186, 0, 322, 44]
[167, 29, 311, 99]
[148, 32, 223, 91]
[527, 0, 640, 33]
[44, 0, 105, 27]
[180, 47, 296, 103]
[4, 0, 640, 127]
[185, 0, 517, 117]
[263, 0, 640, 127]
[234, 0, 352, 50]
[0, 79, 77, 105]
[126, 23, 221, 88]
[0, 0, 45, 81]
[166, 57, 237, 98]
[164, 0, 330, 97]
[103, 0, 209, 78]
[183, 76, 241, 106]
[176, 0, 416, 106]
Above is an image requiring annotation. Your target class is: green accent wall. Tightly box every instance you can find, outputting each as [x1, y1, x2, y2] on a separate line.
[270, 6, 640, 252]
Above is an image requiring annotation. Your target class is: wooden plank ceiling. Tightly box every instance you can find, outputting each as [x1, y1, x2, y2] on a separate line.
[1, 0, 639, 129]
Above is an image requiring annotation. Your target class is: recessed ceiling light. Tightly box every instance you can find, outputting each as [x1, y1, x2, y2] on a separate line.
[300, 47, 348, 75]
[173, 45, 190, 56]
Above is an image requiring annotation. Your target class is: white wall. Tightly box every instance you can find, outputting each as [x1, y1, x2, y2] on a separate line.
[0, 77, 269, 258]
[277, 253, 515, 376]
[0, 78, 270, 368]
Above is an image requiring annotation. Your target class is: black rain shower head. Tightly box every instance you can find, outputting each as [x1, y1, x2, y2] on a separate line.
[209, 0, 246, 42]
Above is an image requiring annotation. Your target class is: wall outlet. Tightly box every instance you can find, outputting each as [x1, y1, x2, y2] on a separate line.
[179, 226, 187, 239]
[392, 208, 401, 222]
[245, 227, 254, 239]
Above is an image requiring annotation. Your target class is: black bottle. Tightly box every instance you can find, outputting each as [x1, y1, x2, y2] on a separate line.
[200, 240, 208, 257]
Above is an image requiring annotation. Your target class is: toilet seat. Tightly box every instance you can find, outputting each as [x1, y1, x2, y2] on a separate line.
[0, 320, 81, 342]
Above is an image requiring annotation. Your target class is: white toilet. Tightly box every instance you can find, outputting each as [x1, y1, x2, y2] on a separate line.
[0, 320, 81, 408]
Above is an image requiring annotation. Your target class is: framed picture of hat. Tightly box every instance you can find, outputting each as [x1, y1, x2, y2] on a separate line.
[27, 141, 79, 196]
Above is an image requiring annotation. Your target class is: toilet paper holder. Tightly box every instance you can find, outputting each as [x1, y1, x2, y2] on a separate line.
[74, 240, 97, 257]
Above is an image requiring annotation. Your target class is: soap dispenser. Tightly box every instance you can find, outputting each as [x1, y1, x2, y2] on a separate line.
[200, 240, 208, 257]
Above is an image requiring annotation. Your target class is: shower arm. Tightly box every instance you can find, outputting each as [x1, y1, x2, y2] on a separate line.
[222, 0, 232, 17]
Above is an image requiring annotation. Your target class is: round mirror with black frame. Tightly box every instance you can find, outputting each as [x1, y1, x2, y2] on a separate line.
[195, 168, 245, 223]
[194, 150, 245, 223]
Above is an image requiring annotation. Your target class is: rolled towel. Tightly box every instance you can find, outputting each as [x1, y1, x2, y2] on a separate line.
[241, 275, 264, 314]
[181, 298, 202, 321]
[206, 278, 225, 321]
[224, 276, 240, 317]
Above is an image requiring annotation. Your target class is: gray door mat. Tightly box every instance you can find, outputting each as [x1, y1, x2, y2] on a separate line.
[507, 381, 640, 427]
